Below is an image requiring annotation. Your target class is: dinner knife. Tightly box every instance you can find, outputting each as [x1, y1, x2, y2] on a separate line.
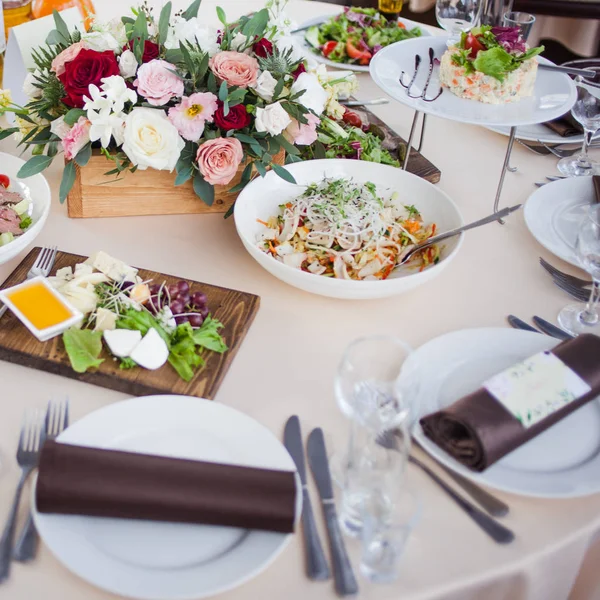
[283, 416, 331, 581]
[307, 428, 358, 596]
[507, 315, 539, 333]
[532, 316, 574, 341]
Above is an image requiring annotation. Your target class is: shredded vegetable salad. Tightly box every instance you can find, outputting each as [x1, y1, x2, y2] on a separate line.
[257, 179, 439, 280]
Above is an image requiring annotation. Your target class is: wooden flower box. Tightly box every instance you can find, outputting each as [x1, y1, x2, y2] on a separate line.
[66, 148, 286, 219]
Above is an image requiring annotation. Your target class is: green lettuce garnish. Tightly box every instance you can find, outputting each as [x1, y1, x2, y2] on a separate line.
[63, 327, 104, 373]
[472, 46, 517, 81]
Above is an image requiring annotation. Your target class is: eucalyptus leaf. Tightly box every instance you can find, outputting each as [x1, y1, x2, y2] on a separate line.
[193, 171, 214, 206]
[241, 8, 269, 40]
[16, 155, 53, 178]
[165, 49, 183, 63]
[132, 10, 149, 42]
[46, 29, 68, 46]
[59, 160, 77, 204]
[272, 164, 296, 184]
[218, 80, 228, 102]
[207, 72, 217, 93]
[64, 108, 86, 126]
[227, 162, 253, 193]
[74, 143, 92, 167]
[0, 128, 18, 141]
[158, 1, 172, 46]
[275, 134, 300, 156]
[182, 0, 202, 20]
[52, 10, 71, 43]
[216, 6, 227, 25]
[175, 165, 193, 185]
[255, 161, 267, 177]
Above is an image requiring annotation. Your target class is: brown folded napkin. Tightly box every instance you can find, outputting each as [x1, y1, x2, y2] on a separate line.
[420, 334, 600, 472]
[543, 113, 584, 137]
[36, 440, 297, 533]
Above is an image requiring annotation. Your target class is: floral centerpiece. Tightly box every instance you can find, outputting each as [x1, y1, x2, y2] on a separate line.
[0, 0, 354, 211]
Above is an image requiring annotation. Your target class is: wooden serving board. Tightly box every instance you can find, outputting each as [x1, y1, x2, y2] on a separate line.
[0, 248, 260, 400]
[354, 105, 441, 184]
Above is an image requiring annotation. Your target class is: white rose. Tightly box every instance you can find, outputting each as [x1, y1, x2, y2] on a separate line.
[251, 70, 278, 102]
[118, 50, 138, 79]
[122, 107, 185, 171]
[105, 17, 128, 47]
[50, 115, 71, 140]
[166, 17, 219, 56]
[22, 71, 42, 99]
[81, 31, 120, 52]
[255, 101, 291, 136]
[290, 72, 328, 115]
[230, 32, 249, 52]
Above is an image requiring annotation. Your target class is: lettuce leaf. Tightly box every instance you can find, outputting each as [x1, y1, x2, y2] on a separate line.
[472, 46, 516, 81]
[193, 316, 228, 353]
[63, 327, 104, 373]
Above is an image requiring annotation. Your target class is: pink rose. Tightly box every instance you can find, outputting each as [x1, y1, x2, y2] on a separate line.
[196, 137, 243, 186]
[168, 92, 219, 142]
[134, 59, 184, 106]
[51, 41, 88, 77]
[209, 51, 258, 88]
[286, 113, 320, 146]
[62, 116, 91, 160]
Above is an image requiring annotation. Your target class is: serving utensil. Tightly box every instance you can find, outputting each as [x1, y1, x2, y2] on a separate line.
[394, 204, 521, 270]
[283, 417, 330, 581]
[340, 98, 390, 107]
[0, 246, 57, 320]
[538, 64, 596, 78]
[532, 316, 574, 340]
[411, 436, 509, 518]
[13, 399, 69, 562]
[307, 428, 358, 596]
[0, 409, 45, 583]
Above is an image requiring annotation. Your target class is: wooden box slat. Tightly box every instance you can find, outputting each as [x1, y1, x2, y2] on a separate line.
[0, 248, 260, 400]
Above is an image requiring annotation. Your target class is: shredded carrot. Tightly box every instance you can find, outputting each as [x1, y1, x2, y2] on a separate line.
[268, 241, 277, 255]
[256, 219, 269, 226]
[404, 220, 421, 234]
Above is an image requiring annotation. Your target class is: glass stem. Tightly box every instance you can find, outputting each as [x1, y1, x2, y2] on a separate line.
[580, 279, 600, 325]
[580, 129, 595, 167]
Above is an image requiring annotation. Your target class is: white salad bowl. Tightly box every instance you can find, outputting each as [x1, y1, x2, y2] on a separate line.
[0, 152, 52, 266]
[234, 159, 464, 300]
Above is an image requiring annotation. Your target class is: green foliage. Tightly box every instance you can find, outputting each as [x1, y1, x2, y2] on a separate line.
[193, 171, 214, 206]
[17, 155, 54, 178]
[181, 0, 202, 20]
[257, 46, 296, 77]
[158, 1, 172, 46]
[59, 160, 77, 204]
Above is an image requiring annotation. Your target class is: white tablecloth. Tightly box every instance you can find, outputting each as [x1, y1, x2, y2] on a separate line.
[1, 2, 600, 599]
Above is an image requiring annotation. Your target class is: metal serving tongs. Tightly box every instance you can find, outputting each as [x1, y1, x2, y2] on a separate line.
[399, 47, 443, 102]
[393, 204, 522, 270]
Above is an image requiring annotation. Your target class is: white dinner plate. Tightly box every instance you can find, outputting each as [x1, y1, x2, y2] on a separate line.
[295, 14, 431, 72]
[486, 123, 592, 145]
[409, 328, 600, 498]
[524, 176, 595, 268]
[33, 395, 300, 600]
[369, 37, 577, 127]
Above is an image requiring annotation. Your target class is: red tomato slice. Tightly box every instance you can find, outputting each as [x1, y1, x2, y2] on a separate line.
[342, 110, 362, 128]
[0, 175, 10, 188]
[398, 21, 406, 28]
[464, 33, 484, 58]
[345, 40, 372, 64]
[322, 40, 338, 57]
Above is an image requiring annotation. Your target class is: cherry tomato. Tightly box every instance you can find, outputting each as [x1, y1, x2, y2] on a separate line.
[345, 41, 372, 65]
[398, 21, 406, 28]
[0, 175, 9, 188]
[322, 40, 338, 58]
[342, 110, 362, 128]
[464, 32, 484, 58]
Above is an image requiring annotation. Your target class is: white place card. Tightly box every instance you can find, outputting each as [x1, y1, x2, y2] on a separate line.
[484, 351, 591, 428]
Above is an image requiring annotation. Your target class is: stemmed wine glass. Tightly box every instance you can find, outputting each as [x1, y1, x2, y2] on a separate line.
[558, 78, 600, 177]
[435, 0, 482, 45]
[558, 204, 600, 335]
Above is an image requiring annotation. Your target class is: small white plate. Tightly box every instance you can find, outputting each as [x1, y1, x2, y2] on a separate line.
[409, 328, 600, 498]
[33, 395, 300, 600]
[524, 176, 595, 267]
[295, 14, 431, 72]
[369, 37, 577, 127]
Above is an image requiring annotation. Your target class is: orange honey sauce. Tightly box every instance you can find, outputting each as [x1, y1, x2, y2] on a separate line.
[7, 279, 73, 330]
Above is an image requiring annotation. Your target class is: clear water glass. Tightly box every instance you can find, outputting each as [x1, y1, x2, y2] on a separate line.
[360, 488, 421, 583]
[503, 11, 535, 41]
[436, 0, 482, 44]
[335, 336, 416, 536]
[558, 204, 600, 334]
[558, 79, 600, 177]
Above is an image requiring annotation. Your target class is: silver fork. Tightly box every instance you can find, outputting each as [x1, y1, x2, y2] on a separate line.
[13, 399, 69, 563]
[0, 409, 45, 583]
[0, 246, 58, 320]
[553, 278, 591, 302]
[537, 140, 590, 158]
[540, 257, 592, 289]
[517, 139, 553, 156]
[535, 176, 568, 187]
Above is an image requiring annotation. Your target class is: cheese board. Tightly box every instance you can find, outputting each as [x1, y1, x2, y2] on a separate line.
[0, 248, 260, 399]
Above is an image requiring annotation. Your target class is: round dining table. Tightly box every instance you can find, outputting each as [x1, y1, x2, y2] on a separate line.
[1, 1, 600, 599]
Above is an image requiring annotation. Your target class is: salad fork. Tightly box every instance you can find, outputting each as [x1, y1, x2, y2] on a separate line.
[553, 278, 591, 302]
[0, 409, 45, 583]
[13, 399, 69, 562]
[539, 257, 592, 289]
[537, 140, 587, 159]
[0, 246, 58, 320]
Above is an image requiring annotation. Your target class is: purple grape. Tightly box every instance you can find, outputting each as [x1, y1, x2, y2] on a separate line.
[175, 315, 190, 325]
[188, 314, 204, 327]
[177, 280, 190, 294]
[170, 300, 184, 315]
[191, 291, 207, 307]
[167, 284, 179, 297]
[149, 284, 161, 295]
[120, 281, 134, 291]
[149, 295, 162, 312]
[199, 306, 209, 319]
[178, 292, 191, 306]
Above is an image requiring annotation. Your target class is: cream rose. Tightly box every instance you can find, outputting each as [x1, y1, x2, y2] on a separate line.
[254, 101, 291, 136]
[122, 107, 185, 171]
[251, 70, 278, 102]
[118, 50, 138, 79]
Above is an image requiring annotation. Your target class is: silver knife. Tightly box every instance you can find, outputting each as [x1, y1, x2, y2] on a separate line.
[538, 64, 596, 79]
[307, 428, 358, 596]
[284, 417, 331, 581]
[532, 316, 574, 341]
[507, 315, 539, 333]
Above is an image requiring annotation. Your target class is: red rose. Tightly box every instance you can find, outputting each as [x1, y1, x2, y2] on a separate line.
[125, 40, 160, 63]
[59, 49, 119, 108]
[292, 62, 306, 79]
[213, 101, 251, 131]
[253, 38, 273, 58]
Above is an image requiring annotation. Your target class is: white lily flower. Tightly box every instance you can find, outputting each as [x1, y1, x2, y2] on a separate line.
[87, 109, 126, 148]
[83, 84, 112, 114]
[99, 75, 137, 114]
